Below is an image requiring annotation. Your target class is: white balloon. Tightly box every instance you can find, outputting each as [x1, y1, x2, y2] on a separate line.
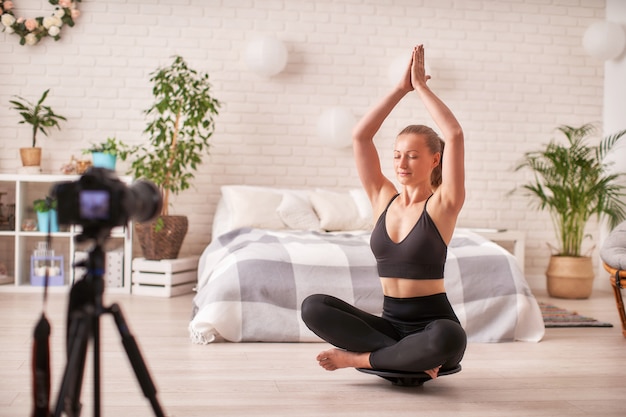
[245, 37, 288, 77]
[582, 21, 626, 61]
[317, 107, 356, 148]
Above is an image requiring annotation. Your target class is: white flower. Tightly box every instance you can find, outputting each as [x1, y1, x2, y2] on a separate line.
[48, 25, 60, 37]
[43, 16, 62, 29]
[25, 33, 37, 45]
[1, 13, 16, 28]
[42, 16, 54, 29]
[54, 8, 65, 19]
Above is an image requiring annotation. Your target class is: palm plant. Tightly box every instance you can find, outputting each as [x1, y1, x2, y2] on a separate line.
[515, 123, 626, 257]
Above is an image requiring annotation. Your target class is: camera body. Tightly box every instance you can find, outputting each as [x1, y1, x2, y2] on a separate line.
[53, 168, 162, 234]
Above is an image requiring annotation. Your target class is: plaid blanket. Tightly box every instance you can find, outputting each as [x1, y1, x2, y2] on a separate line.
[189, 228, 544, 344]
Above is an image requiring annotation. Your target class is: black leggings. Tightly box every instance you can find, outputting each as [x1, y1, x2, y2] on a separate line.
[301, 293, 467, 372]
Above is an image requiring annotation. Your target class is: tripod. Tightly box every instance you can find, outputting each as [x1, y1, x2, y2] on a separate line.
[53, 233, 166, 417]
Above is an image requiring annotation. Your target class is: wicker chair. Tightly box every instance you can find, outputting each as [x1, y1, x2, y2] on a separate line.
[600, 221, 626, 337]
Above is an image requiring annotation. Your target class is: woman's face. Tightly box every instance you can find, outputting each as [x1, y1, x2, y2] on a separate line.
[393, 133, 439, 186]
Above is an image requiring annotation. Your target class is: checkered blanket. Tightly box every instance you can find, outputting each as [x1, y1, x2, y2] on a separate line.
[189, 228, 544, 344]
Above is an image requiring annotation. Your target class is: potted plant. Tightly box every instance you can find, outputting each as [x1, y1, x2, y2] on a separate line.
[514, 123, 626, 298]
[129, 55, 221, 260]
[33, 196, 58, 233]
[83, 137, 133, 170]
[9, 89, 67, 168]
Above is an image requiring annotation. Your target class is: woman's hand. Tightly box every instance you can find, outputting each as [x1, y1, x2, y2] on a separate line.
[396, 50, 414, 93]
[411, 44, 431, 89]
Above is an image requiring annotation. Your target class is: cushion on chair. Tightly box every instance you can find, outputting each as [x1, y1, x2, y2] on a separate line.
[600, 221, 626, 270]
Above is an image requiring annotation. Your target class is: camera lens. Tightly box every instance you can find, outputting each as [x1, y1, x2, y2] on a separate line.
[128, 180, 163, 223]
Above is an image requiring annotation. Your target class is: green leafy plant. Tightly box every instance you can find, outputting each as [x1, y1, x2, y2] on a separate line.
[33, 196, 57, 213]
[129, 55, 221, 216]
[9, 89, 67, 147]
[514, 123, 626, 257]
[83, 137, 134, 160]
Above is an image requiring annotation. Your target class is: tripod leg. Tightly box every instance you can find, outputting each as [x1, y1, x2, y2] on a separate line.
[108, 303, 166, 417]
[53, 308, 92, 417]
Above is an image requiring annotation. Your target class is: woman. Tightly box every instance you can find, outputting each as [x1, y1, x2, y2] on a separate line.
[301, 45, 466, 380]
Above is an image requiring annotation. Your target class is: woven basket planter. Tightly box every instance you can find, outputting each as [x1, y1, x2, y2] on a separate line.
[546, 255, 594, 299]
[135, 215, 188, 260]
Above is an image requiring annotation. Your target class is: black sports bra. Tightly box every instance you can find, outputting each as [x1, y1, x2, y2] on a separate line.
[370, 194, 447, 279]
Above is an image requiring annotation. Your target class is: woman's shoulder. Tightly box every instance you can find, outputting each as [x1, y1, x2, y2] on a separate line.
[370, 185, 398, 219]
[425, 190, 462, 242]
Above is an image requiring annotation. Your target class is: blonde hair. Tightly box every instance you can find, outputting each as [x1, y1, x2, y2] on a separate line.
[397, 124, 445, 188]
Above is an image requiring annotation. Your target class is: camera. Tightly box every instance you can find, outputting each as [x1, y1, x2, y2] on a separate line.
[53, 167, 162, 235]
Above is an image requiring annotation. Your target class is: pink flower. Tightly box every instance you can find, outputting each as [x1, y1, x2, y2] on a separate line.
[25, 18, 38, 31]
[59, 0, 72, 8]
[71, 8, 80, 20]
[3, 1, 14, 11]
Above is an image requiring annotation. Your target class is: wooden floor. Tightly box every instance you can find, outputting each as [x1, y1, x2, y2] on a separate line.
[1, 287, 624, 417]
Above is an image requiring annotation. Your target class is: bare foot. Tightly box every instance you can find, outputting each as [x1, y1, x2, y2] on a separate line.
[316, 348, 371, 371]
[424, 365, 442, 379]
[315, 349, 443, 378]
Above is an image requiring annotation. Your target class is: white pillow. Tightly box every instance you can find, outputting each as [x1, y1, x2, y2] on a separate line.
[309, 189, 371, 231]
[349, 188, 374, 229]
[276, 192, 321, 231]
[221, 185, 285, 230]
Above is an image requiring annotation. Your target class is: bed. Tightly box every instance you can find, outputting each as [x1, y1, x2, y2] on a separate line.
[189, 185, 545, 344]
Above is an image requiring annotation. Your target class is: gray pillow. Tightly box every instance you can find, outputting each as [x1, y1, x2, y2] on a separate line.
[600, 221, 626, 270]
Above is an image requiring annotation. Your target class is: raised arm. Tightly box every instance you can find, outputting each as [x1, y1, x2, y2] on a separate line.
[410, 45, 465, 214]
[352, 56, 414, 212]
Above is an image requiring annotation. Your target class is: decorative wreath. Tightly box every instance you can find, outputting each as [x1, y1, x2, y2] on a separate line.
[0, 0, 81, 46]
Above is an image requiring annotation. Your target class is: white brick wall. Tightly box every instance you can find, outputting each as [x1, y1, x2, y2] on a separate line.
[0, 0, 609, 286]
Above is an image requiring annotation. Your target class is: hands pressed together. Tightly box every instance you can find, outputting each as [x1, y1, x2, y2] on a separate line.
[398, 44, 431, 93]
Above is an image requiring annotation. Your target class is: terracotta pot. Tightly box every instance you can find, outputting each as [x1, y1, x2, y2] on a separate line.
[19, 147, 42, 166]
[135, 215, 188, 260]
[546, 255, 594, 299]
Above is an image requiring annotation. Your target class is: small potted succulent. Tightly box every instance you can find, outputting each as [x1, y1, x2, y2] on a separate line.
[9, 89, 66, 168]
[83, 137, 134, 170]
[33, 196, 58, 233]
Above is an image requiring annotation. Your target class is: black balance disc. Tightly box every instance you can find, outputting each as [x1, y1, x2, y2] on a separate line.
[357, 364, 461, 387]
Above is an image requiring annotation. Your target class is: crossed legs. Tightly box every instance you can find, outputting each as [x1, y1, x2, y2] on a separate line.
[301, 294, 466, 379]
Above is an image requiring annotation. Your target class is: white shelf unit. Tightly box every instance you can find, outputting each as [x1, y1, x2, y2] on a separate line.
[0, 173, 133, 293]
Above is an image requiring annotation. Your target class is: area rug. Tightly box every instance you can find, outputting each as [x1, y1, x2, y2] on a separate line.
[539, 302, 613, 328]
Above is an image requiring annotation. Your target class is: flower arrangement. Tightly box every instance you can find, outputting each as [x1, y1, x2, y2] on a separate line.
[0, 0, 81, 46]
